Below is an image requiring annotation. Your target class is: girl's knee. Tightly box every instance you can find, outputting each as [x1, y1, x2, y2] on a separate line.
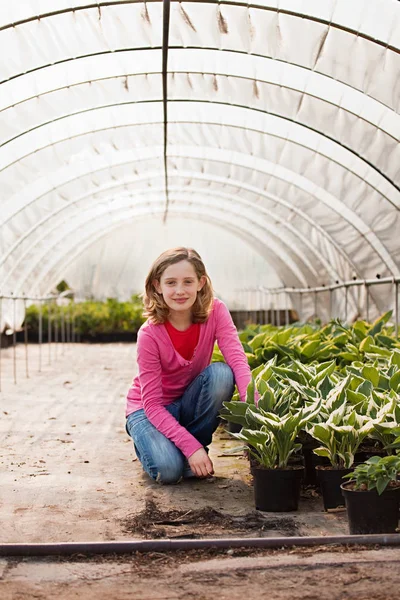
[152, 456, 184, 485]
[155, 464, 183, 485]
[208, 363, 235, 394]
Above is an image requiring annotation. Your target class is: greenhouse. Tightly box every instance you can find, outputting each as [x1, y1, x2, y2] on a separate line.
[1, 1, 400, 597]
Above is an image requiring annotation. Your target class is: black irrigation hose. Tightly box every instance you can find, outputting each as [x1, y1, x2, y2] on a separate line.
[1, 534, 400, 557]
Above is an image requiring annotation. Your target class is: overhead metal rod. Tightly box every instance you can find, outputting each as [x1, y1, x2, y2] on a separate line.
[0, 70, 398, 150]
[0, 0, 398, 55]
[12, 197, 310, 294]
[1, 69, 397, 148]
[5, 186, 322, 284]
[1, 98, 398, 199]
[38, 209, 304, 296]
[259, 277, 400, 295]
[162, 0, 171, 223]
[1, 175, 356, 280]
[1, 116, 396, 215]
[0, 293, 72, 301]
[1, 46, 393, 124]
[1, 152, 395, 279]
[1, 118, 396, 230]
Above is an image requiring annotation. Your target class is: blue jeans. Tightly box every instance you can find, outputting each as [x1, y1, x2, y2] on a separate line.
[125, 362, 235, 484]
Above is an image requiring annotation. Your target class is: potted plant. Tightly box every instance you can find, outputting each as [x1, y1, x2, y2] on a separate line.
[341, 455, 400, 534]
[308, 406, 375, 510]
[219, 357, 277, 436]
[230, 397, 321, 512]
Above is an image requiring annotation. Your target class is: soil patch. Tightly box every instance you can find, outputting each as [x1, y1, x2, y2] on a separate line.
[120, 498, 300, 538]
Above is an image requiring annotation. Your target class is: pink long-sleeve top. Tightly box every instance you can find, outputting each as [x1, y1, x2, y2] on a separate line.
[126, 298, 252, 458]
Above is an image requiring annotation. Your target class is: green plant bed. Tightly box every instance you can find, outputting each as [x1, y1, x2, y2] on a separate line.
[23, 297, 145, 340]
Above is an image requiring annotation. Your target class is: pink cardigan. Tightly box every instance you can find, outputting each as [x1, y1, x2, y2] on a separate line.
[126, 298, 252, 458]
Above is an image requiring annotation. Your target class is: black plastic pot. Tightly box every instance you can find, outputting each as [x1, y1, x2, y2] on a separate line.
[226, 421, 242, 434]
[341, 482, 400, 534]
[302, 448, 330, 486]
[316, 466, 354, 510]
[253, 465, 304, 512]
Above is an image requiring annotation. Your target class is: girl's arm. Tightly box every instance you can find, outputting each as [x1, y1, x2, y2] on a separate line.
[137, 329, 203, 458]
[214, 300, 253, 401]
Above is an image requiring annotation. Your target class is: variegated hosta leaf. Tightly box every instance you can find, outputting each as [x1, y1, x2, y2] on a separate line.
[327, 402, 347, 425]
[325, 375, 350, 412]
[246, 377, 256, 405]
[310, 424, 332, 445]
[329, 424, 354, 434]
[389, 369, 400, 392]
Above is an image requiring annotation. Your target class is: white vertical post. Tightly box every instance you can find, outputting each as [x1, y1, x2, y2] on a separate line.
[24, 297, 29, 378]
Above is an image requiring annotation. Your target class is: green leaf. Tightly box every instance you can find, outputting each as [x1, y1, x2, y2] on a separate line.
[340, 351, 359, 361]
[366, 345, 392, 358]
[234, 428, 270, 447]
[242, 343, 253, 353]
[258, 388, 276, 413]
[326, 375, 350, 411]
[317, 375, 334, 399]
[346, 389, 367, 406]
[354, 319, 369, 332]
[313, 447, 330, 458]
[368, 311, 392, 337]
[222, 401, 248, 416]
[311, 360, 336, 386]
[376, 478, 389, 496]
[332, 332, 350, 346]
[311, 424, 331, 444]
[251, 363, 266, 379]
[300, 340, 321, 358]
[248, 332, 267, 351]
[390, 350, 400, 368]
[389, 370, 400, 392]
[341, 451, 354, 469]
[359, 335, 374, 353]
[246, 377, 256, 404]
[376, 334, 395, 349]
[377, 375, 390, 390]
[362, 366, 380, 387]
[272, 366, 307, 385]
[255, 356, 277, 382]
[245, 352, 259, 368]
[357, 380, 372, 397]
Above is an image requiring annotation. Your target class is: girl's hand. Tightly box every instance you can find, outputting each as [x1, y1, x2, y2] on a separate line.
[188, 448, 214, 478]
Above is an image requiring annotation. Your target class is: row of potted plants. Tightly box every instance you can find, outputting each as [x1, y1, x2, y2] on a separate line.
[24, 296, 145, 341]
[219, 312, 400, 534]
[231, 310, 399, 369]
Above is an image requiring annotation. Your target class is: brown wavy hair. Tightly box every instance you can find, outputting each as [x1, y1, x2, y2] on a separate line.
[143, 247, 214, 324]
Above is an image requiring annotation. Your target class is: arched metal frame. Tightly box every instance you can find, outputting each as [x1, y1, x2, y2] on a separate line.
[12, 194, 311, 295]
[2, 140, 396, 282]
[0, 0, 399, 307]
[1, 174, 356, 286]
[31, 204, 306, 295]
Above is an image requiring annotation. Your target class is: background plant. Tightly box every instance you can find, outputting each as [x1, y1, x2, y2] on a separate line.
[24, 296, 145, 338]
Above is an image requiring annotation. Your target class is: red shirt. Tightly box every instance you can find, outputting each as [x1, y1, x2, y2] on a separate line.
[164, 320, 200, 360]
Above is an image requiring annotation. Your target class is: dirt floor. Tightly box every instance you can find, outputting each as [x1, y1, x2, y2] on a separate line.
[1, 342, 400, 599]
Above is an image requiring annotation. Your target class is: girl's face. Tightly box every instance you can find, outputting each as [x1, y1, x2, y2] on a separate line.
[154, 260, 206, 317]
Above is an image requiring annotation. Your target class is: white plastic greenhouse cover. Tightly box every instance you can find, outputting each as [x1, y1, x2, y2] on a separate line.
[0, 0, 399, 322]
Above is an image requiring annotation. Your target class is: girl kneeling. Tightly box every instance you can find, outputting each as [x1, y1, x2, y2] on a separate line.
[125, 247, 252, 484]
